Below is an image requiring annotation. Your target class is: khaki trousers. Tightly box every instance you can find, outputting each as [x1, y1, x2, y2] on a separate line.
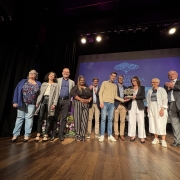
[88, 104, 100, 134]
[114, 104, 127, 136]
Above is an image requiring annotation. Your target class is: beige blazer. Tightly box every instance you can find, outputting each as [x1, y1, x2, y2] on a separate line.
[35, 82, 59, 116]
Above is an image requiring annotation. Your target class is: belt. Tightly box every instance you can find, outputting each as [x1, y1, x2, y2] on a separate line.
[59, 97, 69, 100]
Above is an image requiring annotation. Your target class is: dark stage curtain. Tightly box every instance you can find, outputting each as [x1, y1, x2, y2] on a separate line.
[0, 21, 78, 136]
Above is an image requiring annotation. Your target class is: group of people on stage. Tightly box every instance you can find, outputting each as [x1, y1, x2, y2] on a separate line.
[11, 68, 180, 148]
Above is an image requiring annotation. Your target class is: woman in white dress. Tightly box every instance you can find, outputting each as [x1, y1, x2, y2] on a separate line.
[146, 78, 168, 148]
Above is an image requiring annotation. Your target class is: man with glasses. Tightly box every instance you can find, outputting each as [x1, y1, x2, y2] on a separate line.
[52, 68, 75, 141]
[98, 72, 129, 142]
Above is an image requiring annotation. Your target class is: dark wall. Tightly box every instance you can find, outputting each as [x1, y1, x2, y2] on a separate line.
[0, 1, 77, 135]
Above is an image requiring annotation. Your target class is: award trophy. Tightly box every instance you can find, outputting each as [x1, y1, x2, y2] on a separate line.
[123, 88, 134, 99]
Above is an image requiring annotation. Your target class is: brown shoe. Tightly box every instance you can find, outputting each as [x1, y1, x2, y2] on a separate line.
[120, 135, 126, 141]
[114, 135, 119, 140]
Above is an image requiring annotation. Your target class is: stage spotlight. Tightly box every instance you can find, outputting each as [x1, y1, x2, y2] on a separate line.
[96, 36, 102, 42]
[81, 38, 86, 44]
[168, 28, 176, 35]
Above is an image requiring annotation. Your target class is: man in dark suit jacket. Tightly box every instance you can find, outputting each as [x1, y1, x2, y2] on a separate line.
[114, 75, 127, 141]
[87, 78, 101, 139]
[164, 70, 180, 147]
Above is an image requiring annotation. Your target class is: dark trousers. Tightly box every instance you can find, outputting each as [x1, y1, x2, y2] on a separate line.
[37, 96, 53, 135]
[168, 102, 180, 143]
[53, 98, 69, 137]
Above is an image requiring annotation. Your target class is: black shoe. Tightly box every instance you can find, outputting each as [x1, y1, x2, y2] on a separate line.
[130, 138, 135, 142]
[141, 141, 145, 144]
[23, 139, 29, 142]
[170, 142, 180, 147]
[59, 136, 64, 141]
[50, 136, 55, 141]
[12, 138, 17, 142]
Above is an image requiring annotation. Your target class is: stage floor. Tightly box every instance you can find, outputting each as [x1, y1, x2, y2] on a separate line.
[0, 132, 180, 180]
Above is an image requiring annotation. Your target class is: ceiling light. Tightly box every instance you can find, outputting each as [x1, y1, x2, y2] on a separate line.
[81, 38, 86, 44]
[96, 36, 102, 42]
[168, 28, 176, 34]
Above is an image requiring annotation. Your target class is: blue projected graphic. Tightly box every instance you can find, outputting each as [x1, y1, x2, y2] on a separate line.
[77, 57, 180, 88]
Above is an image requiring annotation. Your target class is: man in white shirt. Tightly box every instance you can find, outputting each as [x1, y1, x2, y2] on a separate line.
[164, 70, 180, 147]
[87, 78, 100, 139]
[114, 75, 127, 141]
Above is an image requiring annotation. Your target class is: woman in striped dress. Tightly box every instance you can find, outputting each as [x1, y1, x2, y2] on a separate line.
[70, 76, 92, 141]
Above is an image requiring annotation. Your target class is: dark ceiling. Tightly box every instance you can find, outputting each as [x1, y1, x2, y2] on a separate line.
[0, 0, 180, 39]
[0, 0, 180, 33]
[61, 0, 180, 33]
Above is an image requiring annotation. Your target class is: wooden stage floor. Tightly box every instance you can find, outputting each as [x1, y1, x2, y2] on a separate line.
[0, 132, 180, 180]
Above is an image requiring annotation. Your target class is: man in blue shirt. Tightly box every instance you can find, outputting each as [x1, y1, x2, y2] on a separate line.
[51, 68, 74, 141]
[114, 75, 127, 141]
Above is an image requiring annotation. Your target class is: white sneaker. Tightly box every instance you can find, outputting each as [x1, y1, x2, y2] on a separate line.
[99, 136, 104, 142]
[95, 133, 101, 139]
[152, 138, 159, 145]
[108, 135, 117, 142]
[161, 140, 167, 148]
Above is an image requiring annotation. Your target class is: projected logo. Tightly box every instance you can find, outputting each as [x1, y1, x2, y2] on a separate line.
[114, 62, 139, 73]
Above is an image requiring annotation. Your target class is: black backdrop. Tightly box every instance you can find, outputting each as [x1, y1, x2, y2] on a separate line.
[0, 0, 180, 136]
[0, 1, 78, 135]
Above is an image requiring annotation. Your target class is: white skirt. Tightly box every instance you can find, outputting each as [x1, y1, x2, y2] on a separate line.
[148, 102, 167, 135]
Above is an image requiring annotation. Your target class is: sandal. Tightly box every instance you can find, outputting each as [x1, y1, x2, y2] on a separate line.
[42, 135, 48, 142]
[24, 136, 29, 142]
[35, 133, 40, 142]
[12, 136, 18, 142]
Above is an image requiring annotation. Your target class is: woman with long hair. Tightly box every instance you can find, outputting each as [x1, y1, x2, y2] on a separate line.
[127, 76, 146, 143]
[70, 76, 92, 141]
[35, 72, 59, 142]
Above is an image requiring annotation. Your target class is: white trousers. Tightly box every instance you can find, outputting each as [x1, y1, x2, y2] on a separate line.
[128, 101, 146, 138]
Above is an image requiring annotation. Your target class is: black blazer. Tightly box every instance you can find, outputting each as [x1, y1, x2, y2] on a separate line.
[90, 86, 101, 110]
[114, 85, 127, 109]
[127, 86, 145, 110]
[164, 79, 180, 110]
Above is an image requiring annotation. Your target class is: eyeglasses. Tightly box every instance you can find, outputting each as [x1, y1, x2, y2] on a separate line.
[131, 80, 136, 82]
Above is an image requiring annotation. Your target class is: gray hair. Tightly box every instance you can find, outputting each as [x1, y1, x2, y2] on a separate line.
[151, 78, 160, 83]
[27, 69, 38, 80]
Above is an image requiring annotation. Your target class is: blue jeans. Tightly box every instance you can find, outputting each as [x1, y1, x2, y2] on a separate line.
[13, 104, 35, 137]
[100, 102, 114, 136]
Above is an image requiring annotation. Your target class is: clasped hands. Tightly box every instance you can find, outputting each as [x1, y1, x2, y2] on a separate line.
[165, 82, 174, 90]
[80, 98, 90, 104]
